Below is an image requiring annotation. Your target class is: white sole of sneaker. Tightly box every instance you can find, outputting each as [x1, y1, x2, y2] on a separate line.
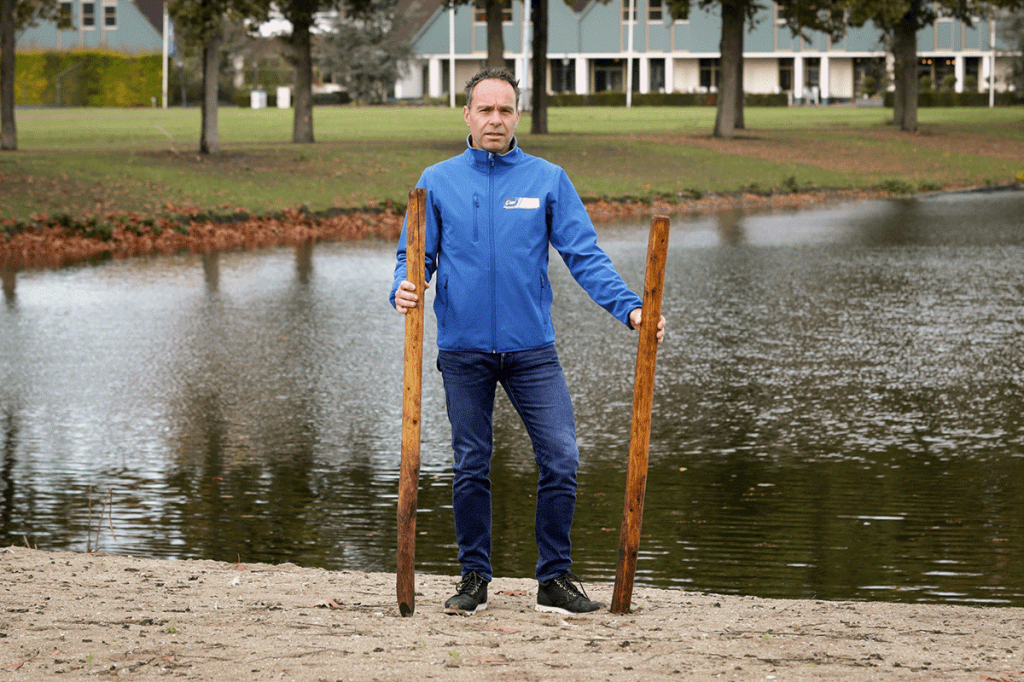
[535, 604, 571, 615]
[535, 603, 602, 615]
[444, 602, 488, 616]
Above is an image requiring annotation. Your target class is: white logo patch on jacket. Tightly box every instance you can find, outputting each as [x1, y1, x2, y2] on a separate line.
[504, 197, 541, 210]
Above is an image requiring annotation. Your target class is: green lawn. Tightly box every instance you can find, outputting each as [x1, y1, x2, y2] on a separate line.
[2, 104, 1022, 223]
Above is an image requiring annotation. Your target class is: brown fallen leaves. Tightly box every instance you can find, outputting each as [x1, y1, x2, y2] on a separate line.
[1, 208, 405, 271]
[2, 189, 883, 272]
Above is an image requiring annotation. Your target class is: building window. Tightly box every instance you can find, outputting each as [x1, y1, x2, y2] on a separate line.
[918, 56, 956, 90]
[474, 0, 511, 24]
[650, 58, 666, 92]
[622, 0, 634, 22]
[778, 57, 793, 92]
[594, 58, 624, 92]
[853, 57, 886, 97]
[551, 59, 576, 93]
[648, 2, 663, 22]
[60, 1, 73, 25]
[699, 58, 720, 90]
[82, 2, 95, 28]
[104, 0, 117, 28]
[804, 56, 820, 89]
[964, 56, 980, 91]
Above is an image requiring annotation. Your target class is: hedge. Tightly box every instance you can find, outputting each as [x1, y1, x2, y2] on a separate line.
[11, 50, 161, 107]
[883, 90, 1020, 107]
[546, 91, 789, 107]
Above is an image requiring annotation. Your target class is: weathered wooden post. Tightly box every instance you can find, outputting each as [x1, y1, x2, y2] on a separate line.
[397, 187, 426, 617]
[611, 214, 670, 614]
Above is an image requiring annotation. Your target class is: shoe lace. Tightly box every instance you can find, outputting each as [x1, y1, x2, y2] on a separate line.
[553, 571, 590, 600]
[457, 572, 485, 595]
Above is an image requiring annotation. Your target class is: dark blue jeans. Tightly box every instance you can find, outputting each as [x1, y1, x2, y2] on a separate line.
[437, 345, 579, 583]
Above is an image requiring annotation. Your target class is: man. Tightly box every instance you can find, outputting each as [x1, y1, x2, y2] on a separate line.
[390, 67, 665, 616]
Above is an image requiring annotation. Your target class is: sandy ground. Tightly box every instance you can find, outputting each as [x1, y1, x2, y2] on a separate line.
[2, 548, 1022, 681]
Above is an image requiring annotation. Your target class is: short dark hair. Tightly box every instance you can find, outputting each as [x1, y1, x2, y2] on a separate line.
[464, 67, 521, 109]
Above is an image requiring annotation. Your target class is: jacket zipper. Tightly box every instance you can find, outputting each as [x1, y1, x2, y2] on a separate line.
[488, 155, 498, 352]
[472, 194, 480, 242]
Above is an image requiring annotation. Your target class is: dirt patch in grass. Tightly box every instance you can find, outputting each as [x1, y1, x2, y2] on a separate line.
[668, 126, 1024, 180]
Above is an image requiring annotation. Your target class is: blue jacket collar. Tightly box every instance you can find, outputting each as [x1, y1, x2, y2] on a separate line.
[464, 135, 522, 167]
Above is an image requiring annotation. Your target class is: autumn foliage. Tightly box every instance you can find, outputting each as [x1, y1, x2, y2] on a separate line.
[1, 207, 405, 270]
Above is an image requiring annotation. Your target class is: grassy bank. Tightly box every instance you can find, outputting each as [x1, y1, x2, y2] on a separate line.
[2, 105, 1022, 226]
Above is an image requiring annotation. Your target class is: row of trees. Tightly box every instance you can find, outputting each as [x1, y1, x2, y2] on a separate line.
[658, 0, 1024, 137]
[2, 0, 1023, 153]
[467, 0, 1023, 137]
[0, 0, 388, 152]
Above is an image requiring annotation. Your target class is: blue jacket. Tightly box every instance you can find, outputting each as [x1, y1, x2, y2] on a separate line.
[390, 137, 643, 353]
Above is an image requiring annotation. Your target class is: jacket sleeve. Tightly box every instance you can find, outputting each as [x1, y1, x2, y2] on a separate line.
[547, 168, 643, 327]
[389, 175, 441, 309]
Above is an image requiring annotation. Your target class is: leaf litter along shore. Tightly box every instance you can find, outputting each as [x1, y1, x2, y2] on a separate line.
[0, 188, 889, 271]
[1, 547, 1022, 681]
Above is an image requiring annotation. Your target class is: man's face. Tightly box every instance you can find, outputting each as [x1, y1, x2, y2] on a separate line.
[464, 78, 520, 154]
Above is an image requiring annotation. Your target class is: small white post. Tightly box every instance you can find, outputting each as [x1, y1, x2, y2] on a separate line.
[161, 5, 169, 109]
[989, 16, 996, 108]
[449, 5, 456, 108]
[626, 0, 635, 107]
[521, 0, 531, 111]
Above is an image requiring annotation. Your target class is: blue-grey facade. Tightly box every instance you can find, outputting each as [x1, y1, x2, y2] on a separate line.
[395, 0, 1016, 103]
[17, 0, 163, 53]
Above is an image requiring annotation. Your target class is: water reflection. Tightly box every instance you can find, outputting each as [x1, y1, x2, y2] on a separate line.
[2, 267, 14, 307]
[1, 191, 1022, 606]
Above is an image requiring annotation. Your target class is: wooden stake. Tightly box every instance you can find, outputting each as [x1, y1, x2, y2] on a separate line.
[397, 188, 427, 617]
[611, 215, 670, 614]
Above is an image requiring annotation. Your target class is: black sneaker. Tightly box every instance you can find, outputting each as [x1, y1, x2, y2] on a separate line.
[444, 571, 488, 615]
[536, 571, 605, 614]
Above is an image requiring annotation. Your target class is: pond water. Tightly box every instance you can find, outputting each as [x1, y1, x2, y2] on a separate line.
[2, 190, 1022, 606]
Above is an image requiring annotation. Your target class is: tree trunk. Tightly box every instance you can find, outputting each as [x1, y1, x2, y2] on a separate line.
[891, 12, 918, 132]
[530, 0, 547, 134]
[1, 0, 17, 151]
[199, 32, 221, 155]
[486, 0, 505, 68]
[713, 0, 744, 139]
[291, 17, 315, 144]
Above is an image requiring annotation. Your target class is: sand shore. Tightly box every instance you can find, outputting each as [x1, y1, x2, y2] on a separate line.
[2, 547, 1021, 681]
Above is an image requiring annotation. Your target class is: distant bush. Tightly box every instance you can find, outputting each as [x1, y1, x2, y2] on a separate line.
[876, 179, 917, 194]
[312, 90, 352, 106]
[862, 75, 878, 96]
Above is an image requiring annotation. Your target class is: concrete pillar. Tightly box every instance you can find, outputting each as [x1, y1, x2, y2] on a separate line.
[639, 56, 650, 94]
[428, 58, 442, 99]
[575, 57, 588, 94]
[794, 55, 805, 103]
[820, 55, 830, 104]
[665, 56, 675, 93]
[954, 55, 964, 93]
